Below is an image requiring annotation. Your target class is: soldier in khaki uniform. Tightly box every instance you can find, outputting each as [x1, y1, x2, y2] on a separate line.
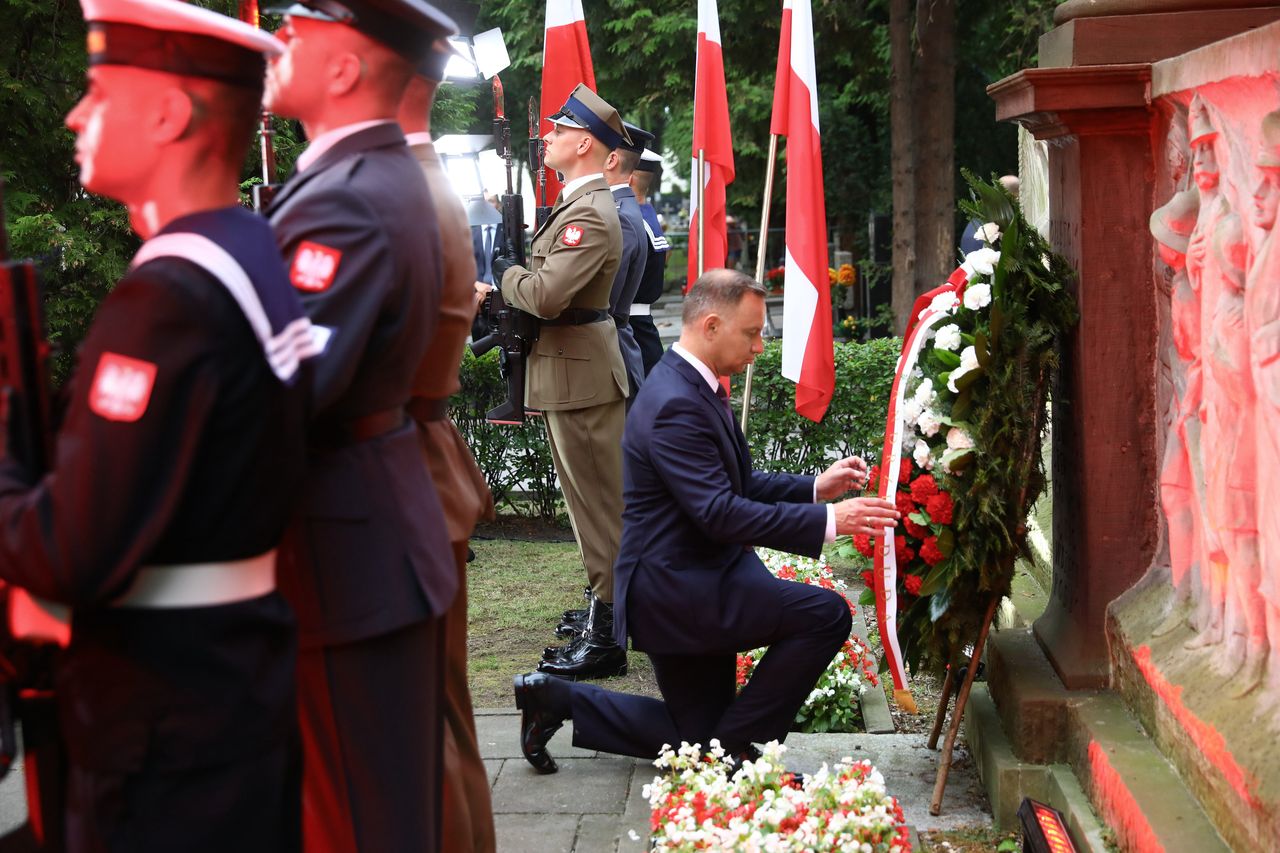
[398, 45, 497, 853]
[493, 84, 630, 679]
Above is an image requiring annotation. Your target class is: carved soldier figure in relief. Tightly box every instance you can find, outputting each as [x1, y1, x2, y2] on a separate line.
[1150, 188, 1205, 634]
[1245, 110, 1280, 692]
[1206, 213, 1267, 695]
[1185, 94, 1233, 647]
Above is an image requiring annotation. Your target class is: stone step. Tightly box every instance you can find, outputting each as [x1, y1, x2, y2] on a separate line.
[971, 626, 1231, 852]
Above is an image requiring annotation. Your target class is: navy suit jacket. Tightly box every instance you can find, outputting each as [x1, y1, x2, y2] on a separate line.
[613, 349, 827, 654]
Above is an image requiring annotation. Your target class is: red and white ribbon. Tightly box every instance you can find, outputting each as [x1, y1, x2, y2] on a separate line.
[872, 266, 969, 713]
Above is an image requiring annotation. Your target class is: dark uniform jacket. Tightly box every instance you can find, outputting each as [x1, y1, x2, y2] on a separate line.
[0, 207, 310, 774]
[501, 176, 628, 411]
[608, 185, 647, 396]
[613, 349, 826, 654]
[632, 202, 668, 375]
[269, 122, 455, 647]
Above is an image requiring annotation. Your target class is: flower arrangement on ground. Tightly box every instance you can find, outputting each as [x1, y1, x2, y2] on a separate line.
[735, 549, 878, 733]
[765, 265, 785, 293]
[868, 172, 1079, 688]
[645, 740, 912, 852]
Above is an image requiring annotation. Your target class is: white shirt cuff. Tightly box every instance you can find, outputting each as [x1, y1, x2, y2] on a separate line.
[824, 505, 836, 543]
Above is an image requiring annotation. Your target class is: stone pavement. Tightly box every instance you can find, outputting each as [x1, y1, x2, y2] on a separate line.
[480, 709, 992, 853]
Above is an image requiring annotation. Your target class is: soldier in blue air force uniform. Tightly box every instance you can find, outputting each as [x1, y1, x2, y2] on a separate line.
[263, 1, 461, 849]
[0, 0, 317, 849]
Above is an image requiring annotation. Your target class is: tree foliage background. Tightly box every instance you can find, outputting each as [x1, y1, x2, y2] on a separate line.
[1, 0, 1056, 379]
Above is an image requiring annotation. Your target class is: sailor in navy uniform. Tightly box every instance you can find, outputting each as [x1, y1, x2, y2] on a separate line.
[0, 1, 315, 849]
[630, 149, 669, 375]
[263, 1, 460, 849]
[607, 121, 654, 404]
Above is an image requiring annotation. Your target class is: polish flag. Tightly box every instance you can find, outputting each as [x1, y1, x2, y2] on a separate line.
[687, 0, 735, 290]
[540, 0, 596, 202]
[772, 0, 833, 422]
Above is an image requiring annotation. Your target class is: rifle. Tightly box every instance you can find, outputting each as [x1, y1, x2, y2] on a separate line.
[0, 174, 66, 853]
[470, 75, 539, 425]
[528, 97, 552, 230]
[239, 1, 279, 211]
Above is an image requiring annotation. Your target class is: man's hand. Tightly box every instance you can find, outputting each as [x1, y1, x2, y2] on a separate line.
[491, 253, 515, 285]
[816, 456, 870, 501]
[833, 497, 900, 536]
[474, 281, 493, 312]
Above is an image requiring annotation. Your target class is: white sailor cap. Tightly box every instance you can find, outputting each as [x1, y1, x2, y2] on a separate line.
[635, 148, 662, 174]
[81, 0, 281, 87]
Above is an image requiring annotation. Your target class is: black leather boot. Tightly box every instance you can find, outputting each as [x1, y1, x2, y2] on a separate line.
[556, 587, 592, 633]
[537, 595, 627, 680]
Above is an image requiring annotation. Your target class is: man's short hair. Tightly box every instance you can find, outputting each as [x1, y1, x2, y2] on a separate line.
[181, 76, 264, 166]
[682, 268, 768, 325]
[613, 147, 640, 175]
[630, 168, 655, 196]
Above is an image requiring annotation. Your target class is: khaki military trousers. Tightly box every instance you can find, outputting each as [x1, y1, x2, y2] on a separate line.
[543, 401, 625, 602]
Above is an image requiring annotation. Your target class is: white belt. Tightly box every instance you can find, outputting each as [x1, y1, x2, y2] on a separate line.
[113, 550, 278, 609]
[629, 303, 652, 316]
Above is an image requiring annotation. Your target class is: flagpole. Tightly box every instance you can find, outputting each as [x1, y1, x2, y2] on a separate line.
[739, 133, 780, 435]
[696, 149, 706, 278]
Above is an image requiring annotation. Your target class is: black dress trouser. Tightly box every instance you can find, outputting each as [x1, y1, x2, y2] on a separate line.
[567, 579, 853, 758]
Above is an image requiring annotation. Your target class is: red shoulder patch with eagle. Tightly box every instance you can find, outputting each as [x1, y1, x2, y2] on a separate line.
[561, 225, 585, 247]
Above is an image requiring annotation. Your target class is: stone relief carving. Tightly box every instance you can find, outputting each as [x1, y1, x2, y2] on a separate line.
[1155, 94, 1280, 694]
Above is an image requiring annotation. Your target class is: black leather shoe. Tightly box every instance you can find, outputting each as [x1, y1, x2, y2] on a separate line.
[513, 673, 564, 774]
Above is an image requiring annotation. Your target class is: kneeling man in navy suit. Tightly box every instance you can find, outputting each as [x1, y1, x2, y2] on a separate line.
[514, 269, 900, 770]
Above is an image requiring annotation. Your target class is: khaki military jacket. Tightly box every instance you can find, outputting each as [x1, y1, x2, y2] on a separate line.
[501, 175, 628, 411]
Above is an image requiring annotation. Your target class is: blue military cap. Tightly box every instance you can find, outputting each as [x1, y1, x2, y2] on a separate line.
[618, 122, 654, 156]
[270, 0, 458, 68]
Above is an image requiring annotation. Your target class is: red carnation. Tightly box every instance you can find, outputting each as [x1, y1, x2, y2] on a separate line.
[904, 516, 928, 540]
[853, 533, 874, 557]
[894, 534, 915, 565]
[861, 570, 874, 588]
[895, 492, 915, 518]
[926, 491, 954, 525]
[777, 565, 797, 580]
[920, 536, 945, 566]
[868, 465, 881, 489]
[910, 474, 939, 504]
[904, 574, 923, 595]
[898, 464, 911, 484]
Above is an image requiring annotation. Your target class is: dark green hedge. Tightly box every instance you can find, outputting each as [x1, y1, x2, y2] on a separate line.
[451, 338, 899, 520]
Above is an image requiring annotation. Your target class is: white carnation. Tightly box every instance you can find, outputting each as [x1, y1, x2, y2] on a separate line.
[977, 222, 1002, 244]
[913, 439, 934, 470]
[917, 408, 942, 437]
[963, 282, 992, 311]
[934, 324, 962, 351]
[912, 377, 935, 406]
[928, 291, 959, 315]
[946, 345, 980, 393]
[964, 247, 1000, 277]
[900, 396, 923, 425]
[946, 426, 975, 451]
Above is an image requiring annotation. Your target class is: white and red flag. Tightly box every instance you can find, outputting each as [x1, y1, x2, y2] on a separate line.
[687, 0, 735, 289]
[772, 0, 833, 422]
[540, 0, 596, 202]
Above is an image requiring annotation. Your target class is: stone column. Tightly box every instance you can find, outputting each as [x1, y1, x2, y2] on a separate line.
[989, 66, 1157, 688]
